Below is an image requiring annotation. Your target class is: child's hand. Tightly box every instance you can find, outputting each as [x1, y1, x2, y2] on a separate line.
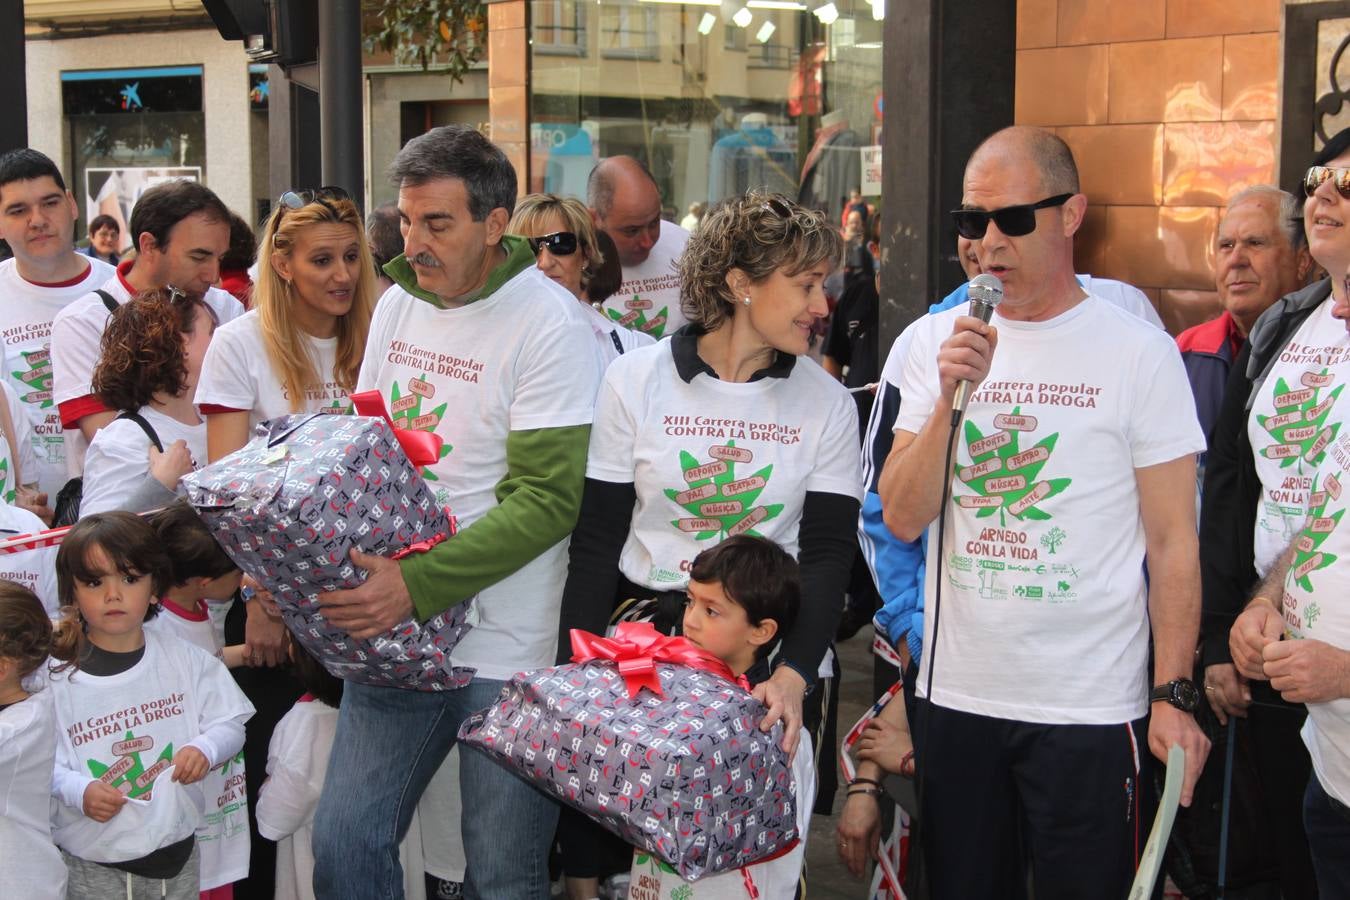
[856, 718, 916, 777]
[171, 747, 210, 784]
[82, 782, 127, 822]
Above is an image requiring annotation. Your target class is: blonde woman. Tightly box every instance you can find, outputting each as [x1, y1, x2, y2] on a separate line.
[196, 188, 375, 462]
[195, 188, 376, 669]
[510, 193, 653, 364]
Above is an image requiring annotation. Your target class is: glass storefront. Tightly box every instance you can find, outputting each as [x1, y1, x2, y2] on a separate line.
[528, 0, 884, 223]
[61, 65, 206, 246]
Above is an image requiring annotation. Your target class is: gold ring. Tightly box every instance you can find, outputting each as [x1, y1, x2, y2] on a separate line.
[1205, 685, 1216, 692]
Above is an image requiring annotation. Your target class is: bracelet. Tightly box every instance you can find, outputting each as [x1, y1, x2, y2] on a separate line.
[846, 787, 883, 800]
[849, 776, 883, 789]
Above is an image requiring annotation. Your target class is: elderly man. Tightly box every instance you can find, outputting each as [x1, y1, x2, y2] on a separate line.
[587, 156, 688, 339]
[1179, 186, 1312, 443]
[876, 126, 1209, 897]
[311, 126, 601, 899]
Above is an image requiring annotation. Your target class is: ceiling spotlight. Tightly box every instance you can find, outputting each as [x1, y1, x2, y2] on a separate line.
[732, 6, 753, 27]
[813, 1, 838, 23]
[698, 11, 717, 33]
[756, 20, 776, 41]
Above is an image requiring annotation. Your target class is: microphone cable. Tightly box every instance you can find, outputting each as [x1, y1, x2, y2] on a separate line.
[905, 408, 963, 897]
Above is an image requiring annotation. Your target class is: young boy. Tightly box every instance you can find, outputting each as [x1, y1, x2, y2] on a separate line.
[627, 535, 815, 900]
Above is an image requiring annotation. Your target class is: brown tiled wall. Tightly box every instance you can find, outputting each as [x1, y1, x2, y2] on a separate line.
[1015, 0, 1280, 333]
[488, 0, 529, 195]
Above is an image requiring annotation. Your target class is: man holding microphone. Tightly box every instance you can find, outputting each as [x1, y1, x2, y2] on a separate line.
[878, 126, 1210, 897]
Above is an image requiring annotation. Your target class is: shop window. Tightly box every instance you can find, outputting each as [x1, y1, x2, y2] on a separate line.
[533, 0, 588, 56]
[599, 3, 659, 60]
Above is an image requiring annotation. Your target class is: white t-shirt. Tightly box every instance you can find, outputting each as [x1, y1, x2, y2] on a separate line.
[195, 309, 350, 424]
[0, 381, 38, 504]
[601, 221, 690, 340]
[258, 698, 427, 900]
[0, 503, 59, 615]
[626, 732, 815, 900]
[47, 630, 254, 863]
[896, 297, 1206, 725]
[80, 406, 208, 515]
[357, 263, 602, 679]
[145, 600, 250, 889]
[587, 302, 656, 368]
[1277, 428, 1350, 807]
[50, 263, 242, 476]
[588, 341, 862, 591]
[1247, 297, 1350, 578]
[0, 688, 67, 900]
[1074, 275, 1164, 331]
[0, 256, 115, 497]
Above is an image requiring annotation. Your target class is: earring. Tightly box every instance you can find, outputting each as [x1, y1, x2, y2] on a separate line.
[742, 296, 751, 306]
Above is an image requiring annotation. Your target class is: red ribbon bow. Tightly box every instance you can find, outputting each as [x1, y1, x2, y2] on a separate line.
[569, 622, 749, 698]
[350, 390, 443, 468]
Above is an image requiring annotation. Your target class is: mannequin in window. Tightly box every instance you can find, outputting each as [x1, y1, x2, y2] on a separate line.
[799, 109, 862, 222]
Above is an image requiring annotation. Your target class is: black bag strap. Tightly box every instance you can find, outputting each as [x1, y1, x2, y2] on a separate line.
[95, 289, 119, 313]
[609, 330, 625, 356]
[116, 411, 164, 453]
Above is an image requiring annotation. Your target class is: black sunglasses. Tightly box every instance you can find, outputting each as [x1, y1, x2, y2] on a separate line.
[527, 231, 579, 256]
[1304, 166, 1350, 199]
[951, 193, 1073, 240]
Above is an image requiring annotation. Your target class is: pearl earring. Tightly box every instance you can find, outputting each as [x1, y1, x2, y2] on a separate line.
[742, 296, 751, 306]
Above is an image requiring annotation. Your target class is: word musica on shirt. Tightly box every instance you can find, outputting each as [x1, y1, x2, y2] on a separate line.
[972, 380, 1102, 408]
[66, 691, 185, 747]
[386, 340, 485, 384]
[663, 415, 803, 444]
[1279, 341, 1350, 367]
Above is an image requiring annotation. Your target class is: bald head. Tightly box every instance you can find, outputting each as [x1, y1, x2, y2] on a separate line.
[968, 126, 1080, 197]
[588, 156, 664, 267]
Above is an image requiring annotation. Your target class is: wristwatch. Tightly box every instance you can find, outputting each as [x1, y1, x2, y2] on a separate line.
[1150, 679, 1200, 712]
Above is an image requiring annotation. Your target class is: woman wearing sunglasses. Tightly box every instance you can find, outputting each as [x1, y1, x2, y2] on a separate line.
[509, 194, 653, 365]
[80, 289, 216, 515]
[195, 188, 375, 463]
[1201, 127, 1350, 898]
[558, 190, 862, 766]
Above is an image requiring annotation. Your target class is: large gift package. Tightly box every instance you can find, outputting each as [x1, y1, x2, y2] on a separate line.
[458, 623, 800, 880]
[181, 392, 474, 691]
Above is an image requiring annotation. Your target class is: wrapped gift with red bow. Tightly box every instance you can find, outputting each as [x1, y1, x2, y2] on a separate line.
[181, 391, 473, 691]
[457, 622, 800, 880]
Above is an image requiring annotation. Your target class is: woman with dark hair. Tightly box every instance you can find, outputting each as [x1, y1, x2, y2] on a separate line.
[81, 214, 120, 265]
[79, 289, 215, 515]
[558, 190, 862, 754]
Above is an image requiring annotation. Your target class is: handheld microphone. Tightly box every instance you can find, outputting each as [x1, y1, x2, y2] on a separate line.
[950, 273, 1004, 422]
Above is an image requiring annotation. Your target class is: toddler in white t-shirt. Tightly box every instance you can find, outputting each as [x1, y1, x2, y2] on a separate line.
[627, 536, 815, 900]
[45, 512, 254, 900]
[0, 581, 66, 900]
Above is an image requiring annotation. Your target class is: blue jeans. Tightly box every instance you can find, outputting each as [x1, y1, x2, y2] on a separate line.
[1304, 774, 1350, 896]
[312, 678, 560, 900]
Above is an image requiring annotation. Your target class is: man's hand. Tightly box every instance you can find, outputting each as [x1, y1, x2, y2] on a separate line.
[1230, 600, 1284, 680]
[82, 781, 126, 821]
[937, 315, 999, 406]
[1263, 639, 1350, 704]
[318, 549, 415, 640]
[836, 793, 882, 878]
[171, 747, 210, 784]
[244, 578, 289, 667]
[14, 486, 51, 525]
[1148, 703, 1210, 807]
[752, 665, 807, 759]
[1203, 662, 1251, 725]
[148, 439, 194, 490]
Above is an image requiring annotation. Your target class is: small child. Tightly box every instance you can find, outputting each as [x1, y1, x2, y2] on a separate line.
[627, 535, 815, 900]
[144, 500, 253, 898]
[0, 580, 66, 900]
[257, 643, 427, 900]
[46, 512, 255, 900]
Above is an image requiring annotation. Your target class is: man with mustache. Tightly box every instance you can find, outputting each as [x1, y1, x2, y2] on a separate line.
[311, 125, 601, 900]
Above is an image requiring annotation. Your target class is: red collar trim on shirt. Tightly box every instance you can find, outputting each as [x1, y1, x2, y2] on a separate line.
[1176, 310, 1242, 358]
[158, 596, 209, 621]
[297, 693, 316, 703]
[115, 258, 139, 295]
[20, 259, 92, 289]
